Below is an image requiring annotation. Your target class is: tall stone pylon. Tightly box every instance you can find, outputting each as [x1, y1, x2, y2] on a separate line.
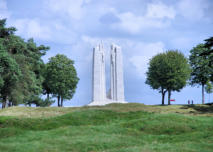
[91, 43, 106, 103]
[89, 43, 126, 106]
[110, 44, 125, 102]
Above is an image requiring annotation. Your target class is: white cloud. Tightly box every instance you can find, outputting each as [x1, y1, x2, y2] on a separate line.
[14, 19, 51, 40]
[129, 42, 165, 77]
[84, 0, 92, 4]
[146, 2, 176, 19]
[111, 2, 176, 34]
[45, 0, 86, 20]
[113, 12, 171, 34]
[12, 17, 80, 43]
[177, 0, 208, 21]
[0, 0, 10, 19]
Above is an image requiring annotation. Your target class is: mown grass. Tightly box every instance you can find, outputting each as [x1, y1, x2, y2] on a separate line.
[0, 103, 213, 152]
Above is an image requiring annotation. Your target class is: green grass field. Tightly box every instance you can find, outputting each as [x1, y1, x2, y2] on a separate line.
[0, 103, 213, 152]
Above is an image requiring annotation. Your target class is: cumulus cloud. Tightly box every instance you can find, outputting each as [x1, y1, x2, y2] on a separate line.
[99, 12, 120, 24]
[111, 2, 175, 34]
[129, 42, 165, 78]
[14, 19, 51, 40]
[177, 0, 209, 21]
[44, 0, 87, 20]
[12, 18, 79, 43]
[0, 0, 10, 19]
[146, 2, 176, 19]
[112, 12, 171, 34]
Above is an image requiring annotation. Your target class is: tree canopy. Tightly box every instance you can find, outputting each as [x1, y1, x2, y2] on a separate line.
[204, 37, 213, 52]
[146, 50, 190, 105]
[0, 19, 79, 108]
[44, 54, 79, 107]
[189, 44, 212, 104]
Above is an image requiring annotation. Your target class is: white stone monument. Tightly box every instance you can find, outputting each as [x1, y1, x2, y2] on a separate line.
[91, 43, 106, 103]
[110, 44, 125, 102]
[89, 43, 127, 106]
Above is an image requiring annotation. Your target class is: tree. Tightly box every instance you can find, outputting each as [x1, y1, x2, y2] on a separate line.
[205, 80, 213, 103]
[146, 50, 190, 105]
[0, 19, 21, 108]
[204, 37, 213, 52]
[45, 54, 79, 107]
[203, 37, 213, 83]
[189, 44, 212, 104]
[21, 38, 49, 106]
[0, 43, 21, 108]
[164, 51, 191, 105]
[0, 19, 16, 38]
[146, 53, 167, 105]
[0, 19, 49, 107]
[42, 64, 52, 101]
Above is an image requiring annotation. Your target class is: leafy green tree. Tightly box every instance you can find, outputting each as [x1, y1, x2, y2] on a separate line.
[146, 53, 167, 105]
[204, 37, 213, 51]
[205, 80, 213, 103]
[0, 19, 21, 108]
[0, 43, 21, 108]
[189, 44, 212, 104]
[45, 54, 79, 107]
[146, 50, 190, 105]
[3, 36, 41, 106]
[164, 51, 191, 105]
[42, 64, 52, 100]
[0, 19, 16, 38]
[0, 19, 49, 107]
[203, 37, 213, 83]
[38, 98, 55, 107]
[21, 39, 49, 106]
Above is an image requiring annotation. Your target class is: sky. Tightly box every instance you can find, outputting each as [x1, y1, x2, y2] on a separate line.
[0, 0, 213, 106]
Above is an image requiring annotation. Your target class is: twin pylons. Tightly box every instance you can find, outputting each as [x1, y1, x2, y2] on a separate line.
[89, 43, 126, 106]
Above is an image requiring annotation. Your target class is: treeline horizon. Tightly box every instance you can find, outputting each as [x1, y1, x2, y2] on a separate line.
[146, 37, 213, 105]
[0, 19, 79, 109]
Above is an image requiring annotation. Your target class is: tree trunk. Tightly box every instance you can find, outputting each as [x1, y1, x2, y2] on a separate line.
[168, 90, 171, 105]
[161, 88, 166, 105]
[47, 93, 50, 100]
[57, 96, 61, 107]
[2, 102, 5, 109]
[61, 97, 63, 107]
[2, 96, 7, 109]
[8, 101, 12, 107]
[202, 84, 205, 104]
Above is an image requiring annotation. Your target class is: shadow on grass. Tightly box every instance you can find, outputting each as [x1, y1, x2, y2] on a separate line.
[181, 103, 213, 114]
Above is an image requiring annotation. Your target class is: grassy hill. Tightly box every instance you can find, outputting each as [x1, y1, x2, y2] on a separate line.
[0, 103, 213, 152]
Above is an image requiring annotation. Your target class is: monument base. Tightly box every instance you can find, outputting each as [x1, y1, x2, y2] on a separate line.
[88, 100, 127, 106]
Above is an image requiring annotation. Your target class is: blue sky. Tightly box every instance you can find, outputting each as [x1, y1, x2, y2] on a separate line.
[1, 0, 213, 106]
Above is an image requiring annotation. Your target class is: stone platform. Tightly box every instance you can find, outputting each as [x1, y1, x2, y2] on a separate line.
[88, 100, 127, 106]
